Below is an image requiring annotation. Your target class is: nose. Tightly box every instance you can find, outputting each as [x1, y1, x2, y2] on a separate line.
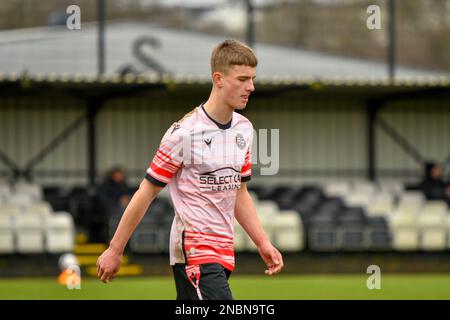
[247, 79, 255, 93]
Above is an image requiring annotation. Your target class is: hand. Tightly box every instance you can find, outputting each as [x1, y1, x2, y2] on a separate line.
[96, 246, 123, 283]
[257, 241, 284, 276]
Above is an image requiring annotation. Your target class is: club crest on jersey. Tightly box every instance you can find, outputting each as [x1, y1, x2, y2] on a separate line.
[235, 133, 246, 150]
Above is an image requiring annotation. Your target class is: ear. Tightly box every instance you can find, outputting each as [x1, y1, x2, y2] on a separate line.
[212, 72, 223, 88]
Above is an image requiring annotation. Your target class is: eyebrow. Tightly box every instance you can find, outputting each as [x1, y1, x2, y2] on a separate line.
[237, 75, 256, 79]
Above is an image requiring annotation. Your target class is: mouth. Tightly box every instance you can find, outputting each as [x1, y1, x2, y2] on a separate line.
[241, 95, 249, 102]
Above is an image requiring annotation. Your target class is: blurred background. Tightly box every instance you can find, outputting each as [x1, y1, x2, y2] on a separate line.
[1, 0, 450, 299]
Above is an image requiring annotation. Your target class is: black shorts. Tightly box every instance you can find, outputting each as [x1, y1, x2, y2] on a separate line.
[172, 263, 233, 300]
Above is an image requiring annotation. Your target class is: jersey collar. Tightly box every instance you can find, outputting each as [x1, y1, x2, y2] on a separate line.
[200, 102, 232, 130]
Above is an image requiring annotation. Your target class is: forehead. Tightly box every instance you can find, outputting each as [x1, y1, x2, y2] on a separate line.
[226, 65, 256, 77]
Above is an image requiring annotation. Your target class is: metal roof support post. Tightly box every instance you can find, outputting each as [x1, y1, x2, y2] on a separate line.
[87, 100, 102, 189]
[388, 0, 396, 81]
[98, 0, 106, 76]
[245, 0, 254, 48]
[367, 100, 381, 182]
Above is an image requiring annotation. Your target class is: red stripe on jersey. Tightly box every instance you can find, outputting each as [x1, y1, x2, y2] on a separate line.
[241, 163, 251, 174]
[184, 229, 235, 271]
[156, 148, 180, 163]
[184, 244, 234, 257]
[155, 151, 180, 168]
[150, 162, 174, 179]
[184, 230, 233, 240]
[241, 150, 251, 174]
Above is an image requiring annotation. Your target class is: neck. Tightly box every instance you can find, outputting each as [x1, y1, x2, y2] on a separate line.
[203, 92, 234, 125]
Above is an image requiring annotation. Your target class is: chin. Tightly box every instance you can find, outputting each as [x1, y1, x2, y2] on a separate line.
[234, 103, 247, 111]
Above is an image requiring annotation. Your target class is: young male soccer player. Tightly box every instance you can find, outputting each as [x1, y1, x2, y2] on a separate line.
[96, 39, 284, 300]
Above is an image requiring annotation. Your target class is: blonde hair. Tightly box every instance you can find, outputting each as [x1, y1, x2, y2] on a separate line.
[210, 39, 258, 74]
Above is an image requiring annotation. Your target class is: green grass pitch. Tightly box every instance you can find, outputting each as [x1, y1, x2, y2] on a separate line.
[1, 274, 450, 300]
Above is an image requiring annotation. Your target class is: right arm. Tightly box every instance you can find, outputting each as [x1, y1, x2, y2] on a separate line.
[96, 178, 163, 283]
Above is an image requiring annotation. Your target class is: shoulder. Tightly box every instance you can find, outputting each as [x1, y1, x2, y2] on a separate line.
[176, 107, 201, 132]
[165, 107, 200, 137]
[233, 111, 253, 130]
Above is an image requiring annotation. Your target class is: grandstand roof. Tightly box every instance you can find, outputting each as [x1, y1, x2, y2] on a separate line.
[1, 73, 449, 103]
[0, 21, 449, 79]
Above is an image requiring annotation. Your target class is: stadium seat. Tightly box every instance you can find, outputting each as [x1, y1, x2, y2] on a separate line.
[421, 201, 448, 216]
[0, 214, 15, 254]
[396, 191, 425, 217]
[344, 192, 374, 208]
[130, 222, 164, 253]
[43, 186, 69, 211]
[446, 215, 450, 250]
[146, 198, 171, 224]
[15, 214, 45, 253]
[294, 187, 323, 224]
[378, 181, 403, 196]
[14, 183, 43, 202]
[316, 197, 344, 215]
[0, 183, 12, 204]
[273, 187, 302, 210]
[273, 210, 304, 251]
[389, 211, 419, 251]
[365, 216, 391, 251]
[44, 212, 75, 253]
[420, 230, 447, 251]
[418, 201, 447, 251]
[67, 186, 92, 223]
[129, 210, 170, 253]
[352, 181, 378, 196]
[271, 185, 295, 200]
[323, 181, 351, 199]
[253, 185, 277, 201]
[367, 193, 395, 217]
[0, 203, 21, 216]
[339, 207, 366, 224]
[308, 210, 340, 251]
[398, 191, 425, 209]
[339, 207, 367, 251]
[8, 193, 33, 211]
[29, 202, 53, 216]
[255, 200, 279, 218]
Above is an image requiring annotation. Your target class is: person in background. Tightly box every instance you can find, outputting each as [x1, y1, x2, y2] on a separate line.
[99, 167, 131, 215]
[96, 167, 132, 242]
[419, 162, 450, 205]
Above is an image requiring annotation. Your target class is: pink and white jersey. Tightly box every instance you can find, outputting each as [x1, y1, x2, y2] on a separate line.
[146, 103, 253, 271]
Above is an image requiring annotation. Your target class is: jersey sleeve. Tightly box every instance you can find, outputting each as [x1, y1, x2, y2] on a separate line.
[241, 128, 253, 182]
[146, 123, 184, 187]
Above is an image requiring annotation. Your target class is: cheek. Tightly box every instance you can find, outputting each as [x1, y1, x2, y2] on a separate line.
[224, 83, 240, 96]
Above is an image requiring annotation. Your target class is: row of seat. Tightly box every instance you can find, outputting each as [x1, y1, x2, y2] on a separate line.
[107, 196, 305, 253]
[108, 197, 173, 253]
[250, 183, 450, 251]
[0, 182, 75, 254]
[3, 180, 450, 253]
[0, 211, 74, 254]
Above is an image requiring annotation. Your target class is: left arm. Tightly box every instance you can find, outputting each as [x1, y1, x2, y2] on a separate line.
[234, 182, 284, 275]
